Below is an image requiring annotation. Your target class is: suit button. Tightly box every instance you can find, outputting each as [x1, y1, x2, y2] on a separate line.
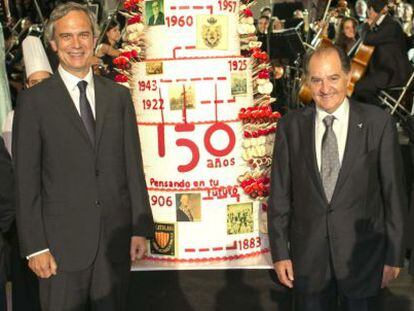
[327, 208, 333, 214]
[95, 200, 100, 206]
[95, 170, 100, 176]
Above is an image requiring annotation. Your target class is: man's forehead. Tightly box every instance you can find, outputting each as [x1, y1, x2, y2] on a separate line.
[55, 11, 92, 28]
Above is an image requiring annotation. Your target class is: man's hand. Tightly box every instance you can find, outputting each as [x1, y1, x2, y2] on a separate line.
[28, 251, 57, 279]
[274, 260, 294, 288]
[130, 236, 147, 261]
[381, 265, 400, 288]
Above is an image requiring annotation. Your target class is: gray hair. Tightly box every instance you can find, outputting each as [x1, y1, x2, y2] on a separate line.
[44, 2, 99, 43]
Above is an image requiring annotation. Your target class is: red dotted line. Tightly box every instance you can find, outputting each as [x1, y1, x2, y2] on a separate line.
[159, 76, 227, 83]
[199, 98, 235, 105]
[136, 119, 240, 126]
[173, 45, 196, 59]
[142, 249, 270, 263]
[145, 55, 245, 62]
[169, 5, 213, 13]
[184, 241, 237, 253]
[146, 185, 240, 192]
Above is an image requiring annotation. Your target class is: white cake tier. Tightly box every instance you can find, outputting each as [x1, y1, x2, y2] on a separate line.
[132, 56, 269, 259]
[131, 56, 253, 123]
[143, 0, 241, 59]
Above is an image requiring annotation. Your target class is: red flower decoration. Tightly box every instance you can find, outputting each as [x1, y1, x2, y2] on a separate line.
[258, 70, 270, 79]
[127, 15, 143, 25]
[131, 49, 138, 58]
[243, 8, 253, 17]
[114, 74, 129, 83]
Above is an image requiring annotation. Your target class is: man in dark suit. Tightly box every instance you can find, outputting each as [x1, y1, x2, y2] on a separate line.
[353, 0, 412, 105]
[0, 137, 14, 310]
[13, 2, 154, 310]
[148, 0, 164, 26]
[267, 45, 406, 311]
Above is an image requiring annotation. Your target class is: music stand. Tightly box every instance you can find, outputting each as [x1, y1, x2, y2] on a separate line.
[269, 27, 306, 65]
[272, 2, 304, 20]
[268, 27, 306, 111]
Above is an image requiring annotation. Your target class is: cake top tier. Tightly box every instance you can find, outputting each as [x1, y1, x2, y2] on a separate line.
[141, 0, 241, 60]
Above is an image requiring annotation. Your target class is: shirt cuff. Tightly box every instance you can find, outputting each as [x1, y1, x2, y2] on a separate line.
[26, 248, 50, 259]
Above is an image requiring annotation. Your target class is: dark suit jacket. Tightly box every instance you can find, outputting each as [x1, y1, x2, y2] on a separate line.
[13, 73, 154, 272]
[361, 15, 412, 89]
[148, 12, 164, 25]
[267, 100, 406, 298]
[0, 136, 14, 284]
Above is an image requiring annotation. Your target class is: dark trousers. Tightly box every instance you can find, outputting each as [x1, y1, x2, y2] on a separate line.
[38, 239, 130, 311]
[0, 283, 6, 311]
[8, 224, 41, 311]
[294, 279, 378, 311]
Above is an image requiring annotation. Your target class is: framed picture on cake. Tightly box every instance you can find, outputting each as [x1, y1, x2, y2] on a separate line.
[145, 0, 165, 26]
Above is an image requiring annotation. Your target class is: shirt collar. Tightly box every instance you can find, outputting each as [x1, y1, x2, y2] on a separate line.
[58, 65, 94, 92]
[316, 97, 349, 124]
[376, 14, 386, 26]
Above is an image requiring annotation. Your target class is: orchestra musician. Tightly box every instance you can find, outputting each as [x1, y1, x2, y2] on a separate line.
[352, 0, 412, 105]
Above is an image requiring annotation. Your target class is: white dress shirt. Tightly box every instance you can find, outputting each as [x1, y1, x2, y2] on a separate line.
[58, 65, 96, 118]
[27, 66, 96, 259]
[315, 98, 350, 172]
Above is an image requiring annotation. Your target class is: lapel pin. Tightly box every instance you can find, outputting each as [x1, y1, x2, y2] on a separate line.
[357, 123, 363, 129]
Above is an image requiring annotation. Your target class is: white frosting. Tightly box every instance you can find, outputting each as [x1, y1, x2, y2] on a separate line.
[133, 57, 269, 259]
[143, 0, 241, 59]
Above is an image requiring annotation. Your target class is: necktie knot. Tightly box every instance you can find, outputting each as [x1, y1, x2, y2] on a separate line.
[323, 115, 335, 128]
[77, 80, 88, 93]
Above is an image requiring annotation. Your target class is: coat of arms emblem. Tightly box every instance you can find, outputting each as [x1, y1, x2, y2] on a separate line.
[201, 17, 222, 48]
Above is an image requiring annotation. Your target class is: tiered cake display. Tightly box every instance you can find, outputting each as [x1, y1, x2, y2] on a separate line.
[115, 0, 280, 265]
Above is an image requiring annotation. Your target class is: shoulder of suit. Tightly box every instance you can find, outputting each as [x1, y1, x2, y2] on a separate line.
[94, 75, 130, 94]
[350, 100, 392, 125]
[17, 75, 56, 103]
[281, 105, 311, 121]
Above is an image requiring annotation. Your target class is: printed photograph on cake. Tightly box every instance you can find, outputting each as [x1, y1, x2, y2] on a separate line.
[150, 222, 176, 256]
[231, 72, 247, 96]
[146, 61, 163, 75]
[169, 84, 196, 110]
[196, 15, 228, 50]
[145, 0, 165, 26]
[227, 202, 254, 235]
[176, 193, 201, 222]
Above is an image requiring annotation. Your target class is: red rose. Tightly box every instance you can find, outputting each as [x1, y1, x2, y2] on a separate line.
[114, 74, 128, 83]
[258, 70, 270, 79]
[243, 8, 253, 17]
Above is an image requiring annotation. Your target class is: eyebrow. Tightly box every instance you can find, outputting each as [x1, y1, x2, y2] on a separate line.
[59, 31, 91, 37]
[310, 74, 341, 80]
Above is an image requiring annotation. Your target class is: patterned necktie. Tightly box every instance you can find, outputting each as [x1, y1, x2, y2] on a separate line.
[77, 80, 95, 145]
[321, 115, 340, 202]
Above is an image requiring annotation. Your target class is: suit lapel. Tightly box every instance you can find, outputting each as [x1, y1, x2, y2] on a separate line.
[330, 100, 366, 204]
[52, 73, 94, 149]
[300, 104, 326, 201]
[94, 75, 109, 151]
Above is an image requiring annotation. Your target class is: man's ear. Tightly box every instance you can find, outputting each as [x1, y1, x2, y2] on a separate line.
[50, 40, 57, 52]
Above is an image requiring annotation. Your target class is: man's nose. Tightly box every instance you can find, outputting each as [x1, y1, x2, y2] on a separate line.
[72, 36, 81, 48]
[320, 80, 329, 93]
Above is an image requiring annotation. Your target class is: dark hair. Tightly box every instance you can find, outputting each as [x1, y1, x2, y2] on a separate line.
[102, 20, 120, 45]
[335, 17, 358, 52]
[260, 6, 271, 13]
[367, 0, 387, 13]
[303, 45, 351, 76]
[259, 15, 270, 22]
